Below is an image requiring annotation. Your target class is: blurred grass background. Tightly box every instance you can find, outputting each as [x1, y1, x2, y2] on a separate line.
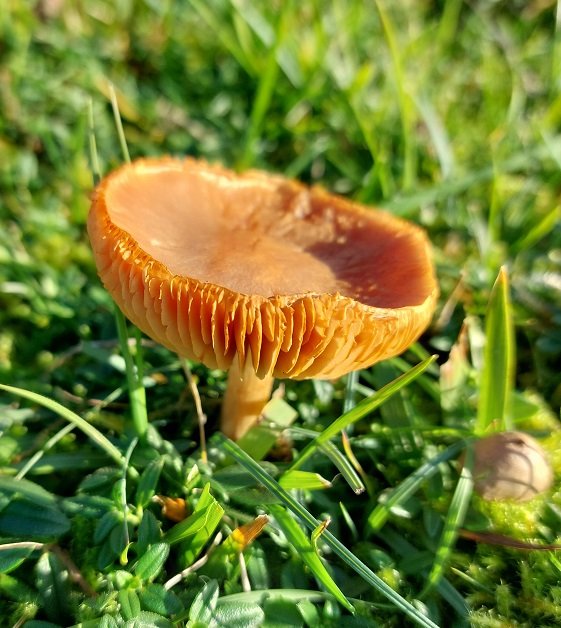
[1, 0, 559, 401]
[1, 1, 561, 625]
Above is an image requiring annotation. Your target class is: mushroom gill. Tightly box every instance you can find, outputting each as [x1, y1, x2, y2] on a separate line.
[88, 157, 439, 439]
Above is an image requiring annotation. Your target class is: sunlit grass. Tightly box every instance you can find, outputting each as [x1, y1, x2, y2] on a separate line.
[0, 1, 560, 626]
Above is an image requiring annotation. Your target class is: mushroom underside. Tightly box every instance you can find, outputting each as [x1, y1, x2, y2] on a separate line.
[88, 158, 439, 439]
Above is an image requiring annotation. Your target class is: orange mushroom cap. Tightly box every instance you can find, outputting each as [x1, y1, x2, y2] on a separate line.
[88, 157, 438, 380]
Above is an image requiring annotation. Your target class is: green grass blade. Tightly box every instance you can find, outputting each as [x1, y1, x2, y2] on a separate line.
[236, 1, 291, 169]
[367, 440, 467, 532]
[318, 441, 365, 494]
[436, 0, 463, 47]
[289, 356, 437, 471]
[114, 309, 148, 440]
[117, 437, 138, 561]
[343, 370, 359, 413]
[107, 83, 148, 440]
[87, 99, 101, 185]
[217, 434, 438, 628]
[0, 384, 126, 468]
[389, 353, 440, 402]
[89, 86, 148, 441]
[421, 448, 474, 595]
[108, 82, 131, 164]
[188, 0, 253, 75]
[513, 204, 560, 253]
[15, 423, 76, 480]
[4, 452, 109, 476]
[279, 470, 332, 491]
[269, 504, 354, 613]
[475, 267, 515, 434]
[229, 0, 301, 86]
[380, 526, 470, 617]
[373, 0, 416, 189]
[384, 136, 561, 216]
[487, 161, 501, 247]
[285, 426, 365, 493]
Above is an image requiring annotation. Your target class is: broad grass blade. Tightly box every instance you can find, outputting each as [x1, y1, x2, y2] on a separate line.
[289, 356, 437, 471]
[269, 504, 354, 612]
[475, 267, 515, 434]
[0, 384, 126, 468]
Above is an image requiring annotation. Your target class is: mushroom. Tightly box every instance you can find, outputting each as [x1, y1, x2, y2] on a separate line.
[87, 157, 438, 440]
[470, 431, 553, 501]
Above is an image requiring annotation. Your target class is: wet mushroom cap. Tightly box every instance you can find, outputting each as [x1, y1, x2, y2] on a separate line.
[88, 157, 438, 379]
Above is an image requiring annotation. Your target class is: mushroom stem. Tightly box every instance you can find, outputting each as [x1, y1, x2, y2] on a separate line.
[220, 356, 274, 441]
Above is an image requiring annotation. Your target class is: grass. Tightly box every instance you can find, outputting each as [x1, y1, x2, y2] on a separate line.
[1, 1, 561, 626]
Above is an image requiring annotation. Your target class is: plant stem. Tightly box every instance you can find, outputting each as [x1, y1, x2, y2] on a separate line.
[115, 308, 148, 440]
[182, 359, 208, 463]
[220, 356, 274, 440]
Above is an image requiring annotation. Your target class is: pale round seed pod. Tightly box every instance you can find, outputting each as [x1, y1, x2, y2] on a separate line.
[471, 431, 553, 502]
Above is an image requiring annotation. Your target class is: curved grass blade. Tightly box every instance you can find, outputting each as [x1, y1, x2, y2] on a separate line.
[289, 356, 437, 472]
[7, 451, 108, 476]
[89, 89, 148, 441]
[269, 504, 353, 613]
[0, 384, 126, 468]
[285, 428, 364, 493]
[343, 370, 359, 413]
[108, 82, 131, 164]
[217, 434, 438, 628]
[319, 439, 365, 494]
[15, 423, 76, 480]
